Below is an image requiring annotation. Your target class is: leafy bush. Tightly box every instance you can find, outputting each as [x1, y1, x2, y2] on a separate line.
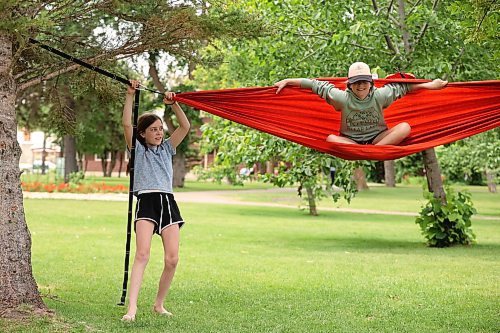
[395, 153, 424, 182]
[415, 187, 476, 247]
[437, 130, 500, 186]
[68, 171, 85, 185]
[438, 143, 484, 185]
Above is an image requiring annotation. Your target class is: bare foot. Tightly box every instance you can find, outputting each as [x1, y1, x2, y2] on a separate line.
[121, 314, 135, 322]
[153, 305, 173, 316]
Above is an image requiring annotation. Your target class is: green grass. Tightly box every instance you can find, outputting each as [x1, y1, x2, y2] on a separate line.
[2, 198, 499, 332]
[230, 183, 500, 217]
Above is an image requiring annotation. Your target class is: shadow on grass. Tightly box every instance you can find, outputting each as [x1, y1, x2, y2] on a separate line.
[281, 235, 423, 253]
[276, 235, 500, 255]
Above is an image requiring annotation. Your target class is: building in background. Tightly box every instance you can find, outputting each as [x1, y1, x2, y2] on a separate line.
[17, 128, 61, 174]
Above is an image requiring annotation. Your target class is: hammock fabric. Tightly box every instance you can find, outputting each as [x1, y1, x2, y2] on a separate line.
[175, 78, 500, 160]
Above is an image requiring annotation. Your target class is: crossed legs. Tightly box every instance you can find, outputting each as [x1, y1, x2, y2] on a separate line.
[326, 122, 411, 145]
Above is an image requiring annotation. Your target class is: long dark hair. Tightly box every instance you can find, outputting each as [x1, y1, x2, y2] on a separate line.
[137, 113, 163, 146]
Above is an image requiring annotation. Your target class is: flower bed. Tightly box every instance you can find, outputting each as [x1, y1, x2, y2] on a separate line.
[21, 181, 128, 194]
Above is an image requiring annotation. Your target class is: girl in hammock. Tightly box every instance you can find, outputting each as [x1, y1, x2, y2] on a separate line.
[274, 62, 447, 145]
[121, 80, 190, 322]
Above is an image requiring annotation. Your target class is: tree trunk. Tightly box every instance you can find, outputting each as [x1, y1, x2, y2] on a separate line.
[41, 133, 47, 175]
[118, 151, 124, 178]
[353, 167, 369, 191]
[76, 151, 84, 175]
[106, 150, 117, 177]
[422, 149, 446, 204]
[0, 31, 46, 315]
[384, 160, 396, 187]
[266, 159, 274, 174]
[305, 185, 318, 216]
[63, 135, 78, 183]
[485, 170, 497, 193]
[173, 152, 186, 187]
[100, 152, 108, 177]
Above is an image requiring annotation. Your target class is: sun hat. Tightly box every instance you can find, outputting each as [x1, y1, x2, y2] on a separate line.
[347, 62, 373, 84]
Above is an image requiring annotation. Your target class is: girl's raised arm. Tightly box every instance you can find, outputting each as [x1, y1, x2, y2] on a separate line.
[164, 92, 190, 149]
[122, 80, 139, 149]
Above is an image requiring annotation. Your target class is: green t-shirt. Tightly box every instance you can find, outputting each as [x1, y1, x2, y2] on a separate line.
[301, 79, 411, 142]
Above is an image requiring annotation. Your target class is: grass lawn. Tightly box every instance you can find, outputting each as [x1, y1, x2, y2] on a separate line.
[2, 199, 499, 332]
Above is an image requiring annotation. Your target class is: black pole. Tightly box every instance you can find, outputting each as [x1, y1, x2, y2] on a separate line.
[118, 89, 140, 306]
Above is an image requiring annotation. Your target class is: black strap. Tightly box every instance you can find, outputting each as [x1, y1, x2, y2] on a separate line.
[28, 38, 162, 95]
[29, 38, 149, 306]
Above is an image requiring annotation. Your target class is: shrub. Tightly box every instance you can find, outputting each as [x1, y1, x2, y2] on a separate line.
[415, 187, 476, 247]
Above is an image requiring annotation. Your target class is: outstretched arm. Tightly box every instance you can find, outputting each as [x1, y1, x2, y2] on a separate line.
[410, 79, 448, 91]
[275, 78, 347, 108]
[122, 80, 139, 150]
[164, 92, 190, 148]
[274, 78, 305, 94]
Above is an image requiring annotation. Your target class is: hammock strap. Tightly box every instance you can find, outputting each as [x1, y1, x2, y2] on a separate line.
[28, 38, 162, 95]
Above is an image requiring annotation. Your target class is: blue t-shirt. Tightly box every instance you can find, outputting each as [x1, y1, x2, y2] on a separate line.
[130, 139, 176, 195]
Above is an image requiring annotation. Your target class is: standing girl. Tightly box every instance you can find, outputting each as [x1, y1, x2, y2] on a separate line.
[121, 80, 190, 321]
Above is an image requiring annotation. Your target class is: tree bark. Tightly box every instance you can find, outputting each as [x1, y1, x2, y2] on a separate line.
[77, 152, 84, 176]
[0, 31, 46, 315]
[63, 135, 78, 183]
[397, 0, 412, 53]
[118, 151, 124, 178]
[384, 160, 396, 187]
[485, 170, 497, 193]
[100, 152, 108, 177]
[353, 167, 369, 191]
[173, 152, 186, 187]
[266, 159, 275, 174]
[305, 185, 318, 216]
[422, 149, 446, 203]
[41, 133, 47, 175]
[107, 150, 118, 177]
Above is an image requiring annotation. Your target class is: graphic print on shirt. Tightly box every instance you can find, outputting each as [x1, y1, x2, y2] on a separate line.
[346, 107, 380, 132]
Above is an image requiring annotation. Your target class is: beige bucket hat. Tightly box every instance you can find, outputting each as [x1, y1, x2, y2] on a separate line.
[347, 62, 373, 84]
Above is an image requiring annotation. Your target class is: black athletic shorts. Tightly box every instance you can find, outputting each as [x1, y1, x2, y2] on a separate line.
[134, 192, 184, 235]
[350, 130, 385, 145]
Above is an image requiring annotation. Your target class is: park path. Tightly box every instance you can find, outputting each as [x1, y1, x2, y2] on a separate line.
[23, 188, 498, 220]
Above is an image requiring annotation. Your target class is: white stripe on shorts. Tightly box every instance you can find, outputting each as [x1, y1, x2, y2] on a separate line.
[135, 198, 141, 221]
[159, 193, 164, 227]
[165, 193, 173, 225]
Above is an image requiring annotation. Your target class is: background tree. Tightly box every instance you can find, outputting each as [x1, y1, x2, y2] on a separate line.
[438, 129, 499, 192]
[16, 84, 55, 175]
[147, 52, 203, 187]
[74, 73, 125, 177]
[1, 0, 263, 317]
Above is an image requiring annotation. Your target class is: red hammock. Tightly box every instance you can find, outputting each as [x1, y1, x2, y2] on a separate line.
[175, 78, 500, 160]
